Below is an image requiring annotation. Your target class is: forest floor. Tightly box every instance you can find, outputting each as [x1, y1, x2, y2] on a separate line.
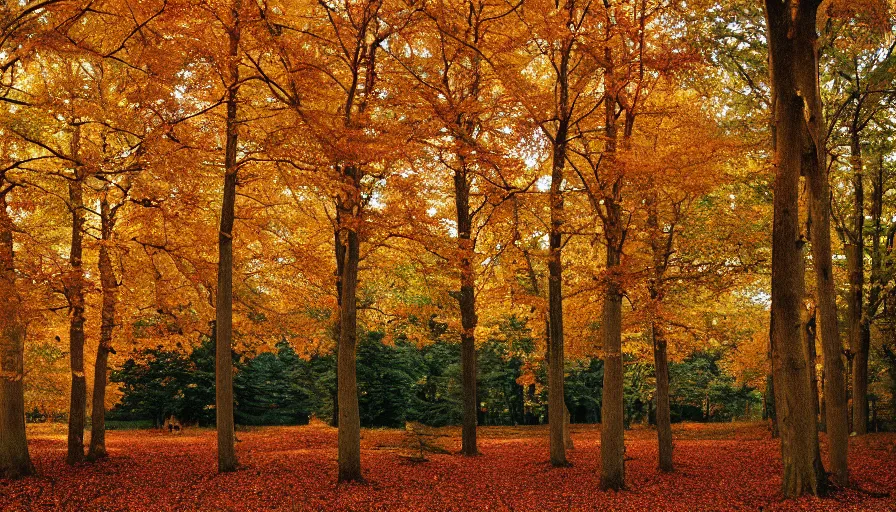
[1, 422, 894, 511]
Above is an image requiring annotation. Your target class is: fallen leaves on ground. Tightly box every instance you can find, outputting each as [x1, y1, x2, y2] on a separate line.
[1, 422, 894, 511]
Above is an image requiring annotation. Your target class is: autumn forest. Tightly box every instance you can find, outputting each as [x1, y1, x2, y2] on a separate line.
[1, 0, 896, 510]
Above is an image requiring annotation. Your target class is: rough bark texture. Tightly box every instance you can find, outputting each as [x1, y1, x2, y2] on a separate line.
[455, 167, 479, 457]
[88, 196, 117, 460]
[66, 125, 87, 466]
[599, 87, 625, 491]
[764, 0, 829, 496]
[547, 33, 570, 469]
[215, 1, 241, 472]
[0, 193, 33, 479]
[336, 166, 362, 483]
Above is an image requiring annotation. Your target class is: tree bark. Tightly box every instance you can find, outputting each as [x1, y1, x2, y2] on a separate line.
[88, 195, 117, 460]
[859, 154, 884, 436]
[646, 188, 673, 471]
[215, 0, 241, 472]
[801, 25, 850, 495]
[764, 0, 829, 496]
[336, 165, 362, 483]
[516, 198, 572, 451]
[454, 167, 479, 456]
[547, 34, 571, 468]
[846, 131, 868, 436]
[599, 86, 626, 491]
[66, 124, 87, 466]
[652, 324, 672, 472]
[0, 192, 33, 478]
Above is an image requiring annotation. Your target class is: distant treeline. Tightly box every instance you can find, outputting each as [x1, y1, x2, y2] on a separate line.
[88, 321, 759, 429]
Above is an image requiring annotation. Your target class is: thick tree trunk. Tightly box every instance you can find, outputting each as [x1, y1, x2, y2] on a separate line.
[215, 1, 241, 472]
[599, 75, 626, 492]
[337, 166, 362, 483]
[88, 196, 117, 460]
[764, 0, 828, 496]
[454, 168, 479, 456]
[0, 193, 33, 478]
[601, 232, 625, 490]
[66, 128, 87, 465]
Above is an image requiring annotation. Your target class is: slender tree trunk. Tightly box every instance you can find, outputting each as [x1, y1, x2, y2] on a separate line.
[859, 154, 884, 436]
[803, 40, 850, 495]
[88, 196, 117, 460]
[652, 324, 672, 472]
[454, 167, 479, 456]
[215, 0, 241, 472]
[764, 0, 828, 496]
[66, 124, 87, 465]
[516, 197, 572, 450]
[646, 189, 673, 471]
[547, 39, 570, 468]
[853, 325, 870, 435]
[337, 166, 362, 483]
[0, 192, 33, 478]
[846, 131, 868, 437]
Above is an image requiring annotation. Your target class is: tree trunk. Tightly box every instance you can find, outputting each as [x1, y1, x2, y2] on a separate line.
[652, 325, 672, 472]
[0, 192, 33, 478]
[601, 230, 625, 490]
[88, 195, 117, 460]
[646, 187, 673, 471]
[332, 229, 344, 428]
[599, 72, 626, 492]
[66, 125, 87, 465]
[215, 0, 241, 472]
[547, 39, 570, 468]
[801, 26, 849, 494]
[764, 0, 828, 496]
[454, 167, 478, 456]
[860, 154, 884, 436]
[852, 324, 870, 435]
[847, 131, 868, 437]
[516, 197, 572, 450]
[337, 166, 362, 483]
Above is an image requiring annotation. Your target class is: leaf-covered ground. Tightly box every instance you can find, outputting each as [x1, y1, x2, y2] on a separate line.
[2, 422, 894, 511]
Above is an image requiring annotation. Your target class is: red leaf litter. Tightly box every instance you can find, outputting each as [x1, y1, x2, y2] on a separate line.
[2, 423, 894, 511]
